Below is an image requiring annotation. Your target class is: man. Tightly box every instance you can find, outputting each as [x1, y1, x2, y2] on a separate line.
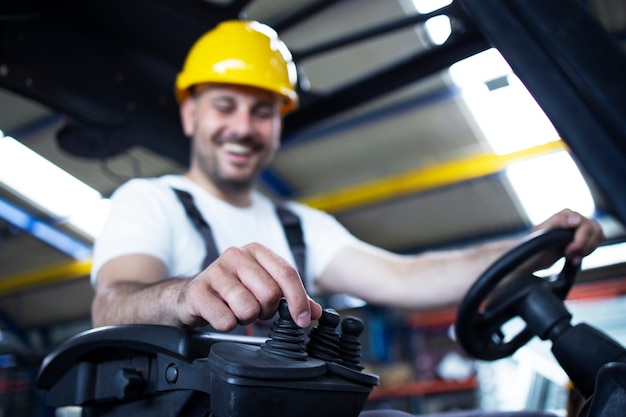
[90, 20, 603, 416]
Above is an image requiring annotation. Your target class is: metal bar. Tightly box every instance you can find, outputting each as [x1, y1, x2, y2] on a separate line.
[291, 4, 454, 61]
[0, 196, 92, 260]
[0, 259, 92, 295]
[284, 29, 489, 139]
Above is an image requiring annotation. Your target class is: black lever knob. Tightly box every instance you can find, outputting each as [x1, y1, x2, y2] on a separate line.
[307, 308, 341, 362]
[339, 316, 365, 371]
[260, 298, 308, 360]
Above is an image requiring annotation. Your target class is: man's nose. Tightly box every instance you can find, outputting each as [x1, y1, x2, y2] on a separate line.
[227, 109, 253, 138]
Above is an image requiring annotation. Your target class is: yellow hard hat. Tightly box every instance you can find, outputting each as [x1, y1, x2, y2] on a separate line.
[175, 20, 299, 114]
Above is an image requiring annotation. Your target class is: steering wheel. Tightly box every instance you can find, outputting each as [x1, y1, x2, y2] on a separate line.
[455, 228, 580, 361]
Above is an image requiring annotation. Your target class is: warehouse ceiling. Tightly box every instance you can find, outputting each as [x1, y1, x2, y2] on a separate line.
[0, 0, 626, 329]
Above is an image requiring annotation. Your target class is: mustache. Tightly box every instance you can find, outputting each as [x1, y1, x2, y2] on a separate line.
[212, 133, 264, 150]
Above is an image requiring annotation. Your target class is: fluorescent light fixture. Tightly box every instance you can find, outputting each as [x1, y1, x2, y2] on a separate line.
[449, 48, 626, 271]
[411, 0, 452, 14]
[0, 133, 100, 217]
[411, 0, 453, 46]
[506, 151, 595, 225]
[0, 132, 109, 240]
[448, 48, 596, 227]
[423, 15, 452, 45]
[67, 197, 111, 239]
[449, 49, 560, 155]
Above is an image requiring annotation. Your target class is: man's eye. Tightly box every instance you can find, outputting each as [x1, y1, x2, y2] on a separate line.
[216, 105, 234, 113]
[254, 107, 275, 119]
[211, 99, 235, 113]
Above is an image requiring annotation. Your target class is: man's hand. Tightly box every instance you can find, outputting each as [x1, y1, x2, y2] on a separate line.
[488, 209, 604, 293]
[176, 242, 322, 331]
[533, 208, 605, 266]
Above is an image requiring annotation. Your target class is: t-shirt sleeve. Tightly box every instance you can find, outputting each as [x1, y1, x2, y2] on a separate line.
[90, 179, 175, 287]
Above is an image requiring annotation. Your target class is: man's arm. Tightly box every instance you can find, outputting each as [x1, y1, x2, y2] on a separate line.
[92, 243, 322, 330]
[91, 253, 189, 327]
[316, 209, 605, 310]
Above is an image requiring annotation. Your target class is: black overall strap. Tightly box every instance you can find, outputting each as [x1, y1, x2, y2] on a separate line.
[172, 189, 220, 270]
[274, 204, 306, 282]
[172, 188, 306, 281]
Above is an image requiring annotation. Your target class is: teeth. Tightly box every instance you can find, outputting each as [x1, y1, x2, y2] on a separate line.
[223, 142, 252, 155]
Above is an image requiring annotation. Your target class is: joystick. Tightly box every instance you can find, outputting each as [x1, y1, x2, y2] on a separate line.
[306, 310, 378, 388]
[339, 316, 366, 371]
[307, 308, 342, 363]
[37, 298, 379, 417]
[260, 299, 308, 360]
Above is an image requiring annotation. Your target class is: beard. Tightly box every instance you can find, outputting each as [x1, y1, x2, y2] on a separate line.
[194, 133, 270, 194]
[211, 164, 256, 194]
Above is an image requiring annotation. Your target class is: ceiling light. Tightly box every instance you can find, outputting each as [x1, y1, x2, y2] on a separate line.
[448, 49, 595, 229]
[506, 151, 595, 225]
[411, 0, 452, 14]
[423, 15, 452, 45]
[410, 0, 453, 46]
[0, 132, 109, 240]
[449, 49, 560, 155]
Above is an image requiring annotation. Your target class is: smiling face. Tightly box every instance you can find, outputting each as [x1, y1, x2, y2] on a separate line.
[180, 83, 283, 204]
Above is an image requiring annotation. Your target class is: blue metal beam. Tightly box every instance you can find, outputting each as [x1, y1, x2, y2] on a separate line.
[0, 196, 92, 260]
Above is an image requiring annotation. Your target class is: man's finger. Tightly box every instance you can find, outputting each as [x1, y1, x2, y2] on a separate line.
[245, 243, 316, 327]
[179, 273, 240, 330]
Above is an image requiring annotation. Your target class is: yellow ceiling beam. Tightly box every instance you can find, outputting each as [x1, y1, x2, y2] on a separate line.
[0, 258, 92, 296]
[300, 140, 568, 213]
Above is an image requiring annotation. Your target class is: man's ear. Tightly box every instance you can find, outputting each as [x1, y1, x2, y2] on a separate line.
[179, 97, 196, 137]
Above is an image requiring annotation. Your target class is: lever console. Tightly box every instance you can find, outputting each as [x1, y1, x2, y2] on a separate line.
[37, 300, 379, 417]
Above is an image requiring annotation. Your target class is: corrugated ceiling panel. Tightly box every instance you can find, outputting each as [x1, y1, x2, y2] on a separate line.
[273, 92, 484, 195]
[0, 232, 69, 276]
[336, 174, 526, 251]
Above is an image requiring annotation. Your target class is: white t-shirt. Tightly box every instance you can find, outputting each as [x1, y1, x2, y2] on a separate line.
[91, 175, 357, 294]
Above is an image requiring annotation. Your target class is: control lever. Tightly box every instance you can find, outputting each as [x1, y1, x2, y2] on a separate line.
[209, 300, 378, 417]
[37, 299, 379, 417]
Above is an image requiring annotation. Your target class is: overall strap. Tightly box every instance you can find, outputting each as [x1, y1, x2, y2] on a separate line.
[171, 188, 306, 282]
[172, 188, 219, 270]
[274, 203, 306, 282]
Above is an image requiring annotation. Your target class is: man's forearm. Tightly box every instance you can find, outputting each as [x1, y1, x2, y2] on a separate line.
[91, 278, 190, 328]
[371, 236, 522, 310]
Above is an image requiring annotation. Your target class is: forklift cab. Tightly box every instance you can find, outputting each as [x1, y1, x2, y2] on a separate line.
[35, 228, 626, 416]
[1, 0, 625, 416]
